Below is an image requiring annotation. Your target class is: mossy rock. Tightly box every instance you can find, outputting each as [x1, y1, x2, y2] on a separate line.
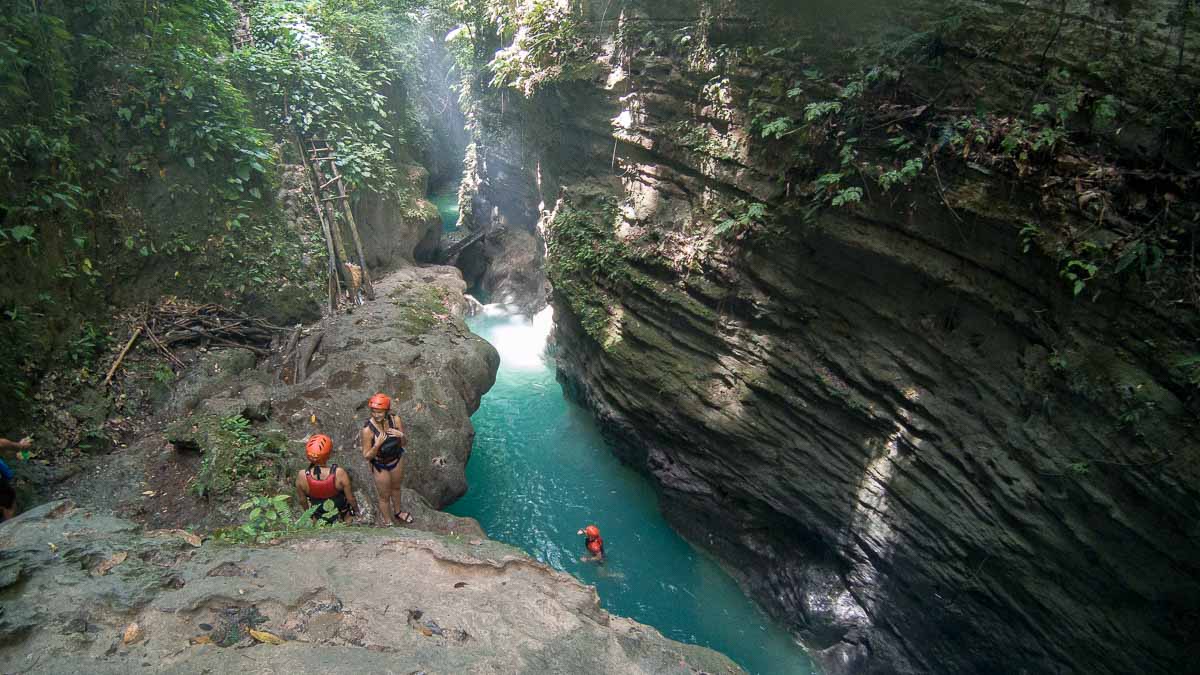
[67, 387, 115, 454]
[167, 413, 291, 499]
[240, 283, 322, 327]
[164, 413, 226, 453]
[169, 348, 263, 415]
[210, 349, 258, 377]
[390, 284, 453, 335]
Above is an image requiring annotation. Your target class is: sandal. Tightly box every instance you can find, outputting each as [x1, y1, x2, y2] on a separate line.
[395, 511, 414, 524]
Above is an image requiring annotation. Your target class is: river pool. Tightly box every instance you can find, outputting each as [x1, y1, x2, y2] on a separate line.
[448, 306, 816, 675]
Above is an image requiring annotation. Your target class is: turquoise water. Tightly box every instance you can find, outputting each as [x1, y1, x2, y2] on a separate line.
[430, 185, 459, 232]
[449, 306, 817, 675]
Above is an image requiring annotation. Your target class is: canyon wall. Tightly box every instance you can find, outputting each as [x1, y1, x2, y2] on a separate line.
[465, 1, 1200, 673]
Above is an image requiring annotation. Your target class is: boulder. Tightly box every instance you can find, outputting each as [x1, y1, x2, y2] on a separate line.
[67, 264, 497, 537]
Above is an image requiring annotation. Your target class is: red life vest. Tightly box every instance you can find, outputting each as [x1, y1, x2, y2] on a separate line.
[587, 536, 604, 556]
[306, 464, 339, 499]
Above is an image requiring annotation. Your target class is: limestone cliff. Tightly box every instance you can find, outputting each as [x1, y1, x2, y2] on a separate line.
[354, 162, 444, 269]
[457, 138, 551, 309]
[464, 1, 1200, 673]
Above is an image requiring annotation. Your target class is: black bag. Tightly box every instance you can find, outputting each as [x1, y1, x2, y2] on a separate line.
[377, 436, 405, 461]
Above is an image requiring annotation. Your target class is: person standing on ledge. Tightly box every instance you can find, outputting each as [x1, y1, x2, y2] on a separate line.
[0, 435, 33, 522]
[361, 393, 412, 525]
[296, 433, 357, 523]
[577, 524, 605, 563]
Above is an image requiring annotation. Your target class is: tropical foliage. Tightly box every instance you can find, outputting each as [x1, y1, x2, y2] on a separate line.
[0, 0, 441, 424]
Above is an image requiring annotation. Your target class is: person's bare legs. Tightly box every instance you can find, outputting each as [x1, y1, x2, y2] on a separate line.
[389, 459, 409, 523]
[371, 466, 394, 526]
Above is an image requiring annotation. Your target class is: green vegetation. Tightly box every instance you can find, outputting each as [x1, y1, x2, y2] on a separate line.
[0, 0, 448, 425]
[544, 200, 630, 343]
[0, 0, 262, 421]
[233, 0, 430, 193]
[713, 200, 770, 240]
[190, 414, 290, 498]
[487, 0, 599, 95]
[215, 493, 341, 544]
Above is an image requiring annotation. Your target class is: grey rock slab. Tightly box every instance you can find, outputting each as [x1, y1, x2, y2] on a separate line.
[0, 503, 742, 675]
[271, 266, 499, 510]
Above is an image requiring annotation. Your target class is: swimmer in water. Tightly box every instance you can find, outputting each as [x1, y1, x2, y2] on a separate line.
[577, 524, 605, 563]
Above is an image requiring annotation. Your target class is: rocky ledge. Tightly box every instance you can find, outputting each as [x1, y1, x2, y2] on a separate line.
[0, 501, 741, 674]
[59, 265, 501, 533]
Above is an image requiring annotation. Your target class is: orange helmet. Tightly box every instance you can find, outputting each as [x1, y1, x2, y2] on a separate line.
[583, 525, 600, 539]
[306, 434, 332, 463]
[369, 393, 391, 410]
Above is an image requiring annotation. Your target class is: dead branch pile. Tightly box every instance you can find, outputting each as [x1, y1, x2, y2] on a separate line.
[146, 301, 282, 354]
[105, 300, 285, 386]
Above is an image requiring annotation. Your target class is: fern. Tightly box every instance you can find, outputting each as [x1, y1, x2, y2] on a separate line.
[832, 187, 863, 207]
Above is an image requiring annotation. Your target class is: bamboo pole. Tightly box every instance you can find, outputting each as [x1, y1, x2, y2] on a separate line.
[104, 325, 143, 387]
[323, 194, 356, 298]
[295, 133, 350, 308]
[335, 176, 375, 300]
[305, 143, 357, 298]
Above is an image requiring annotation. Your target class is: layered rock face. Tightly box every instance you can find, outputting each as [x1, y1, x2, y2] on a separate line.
[467, 1, 1200, 674]
[0, 501, 742, 674]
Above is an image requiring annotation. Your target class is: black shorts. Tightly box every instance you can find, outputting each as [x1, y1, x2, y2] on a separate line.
[370, 450, 404, 472]
[0, 477, 15, 511]
[311, 493, 352, 522]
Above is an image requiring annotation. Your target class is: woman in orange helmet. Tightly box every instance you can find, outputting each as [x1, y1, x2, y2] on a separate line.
[576, 524, 605, 562]
[296, 433, 357, 523]
[361, 393, 412, 525]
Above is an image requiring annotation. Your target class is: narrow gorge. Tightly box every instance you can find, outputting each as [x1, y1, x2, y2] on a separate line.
[453, 1, 1200, 674]
[0, 1, 1197, 674]
[0, 2, 742, 671]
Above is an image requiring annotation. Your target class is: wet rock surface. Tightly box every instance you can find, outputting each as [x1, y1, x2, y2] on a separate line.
[458, 227, 548, 312]
[0, 501, 742, 675]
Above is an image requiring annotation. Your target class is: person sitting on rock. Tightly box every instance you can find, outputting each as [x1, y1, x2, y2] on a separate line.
[296, 433, 357, 523]
[0, 435, 32, 522]
[361, 393, 412, 525]
[577, 524, 605, 563]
